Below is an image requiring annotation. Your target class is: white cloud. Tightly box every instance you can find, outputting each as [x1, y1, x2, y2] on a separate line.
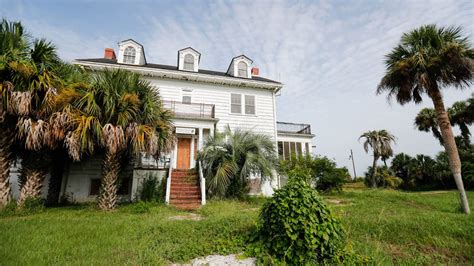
[3, 0, 473, 174]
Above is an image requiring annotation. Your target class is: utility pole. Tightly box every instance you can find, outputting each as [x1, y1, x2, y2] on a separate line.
[349, 149, 357, 179]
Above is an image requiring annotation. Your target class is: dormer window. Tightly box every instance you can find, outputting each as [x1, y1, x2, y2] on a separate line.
[178, 47, 201, 72]
[123, 46, 136, 64]
[238, 61, 248, 78]
[183, 54, 195, 71]
[226, 55, 253, 78]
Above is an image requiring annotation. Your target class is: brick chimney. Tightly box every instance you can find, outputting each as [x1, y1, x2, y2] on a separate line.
[251, 67, 259, 76]
[104, 48, 116, 60]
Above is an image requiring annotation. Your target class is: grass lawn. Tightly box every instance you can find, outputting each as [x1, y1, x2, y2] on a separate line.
[1, 187, 473, 265]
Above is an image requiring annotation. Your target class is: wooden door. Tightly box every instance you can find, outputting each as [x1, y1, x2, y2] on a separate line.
[177, 138, 191, 169]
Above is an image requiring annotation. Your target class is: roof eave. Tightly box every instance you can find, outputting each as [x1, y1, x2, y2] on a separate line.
[73, 60, 283, 91]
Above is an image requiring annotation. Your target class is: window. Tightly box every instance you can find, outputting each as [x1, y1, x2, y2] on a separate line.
[283, 142, 290, 160]
[89, 179, 101, 196]
[279, 141, 308, 160]
[117, 177, 131, 195]
[182, 95, 191, 104]
[278, 141, 284, 160]
[305, 143, 310, 154]
[123, 46, 136, 64]
[237, 61, 248, 77]
[184, 54, 194, 71]
[231, 93, 242, 114]
[245, 95, 255, 115]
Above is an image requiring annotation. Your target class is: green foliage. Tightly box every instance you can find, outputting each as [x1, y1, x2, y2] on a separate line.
[139, 175, 165, 202]
[364, 166, 399, 188]
[132, 201, 152, 214]
[20, 197, 45, 213]
[390, 139, 474, 190]
[253, 178, 347, 264]
[278, 154, 349, 192]
[198, 126, 277, 199]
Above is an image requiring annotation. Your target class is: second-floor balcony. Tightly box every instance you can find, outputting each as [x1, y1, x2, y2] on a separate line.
[277, 121, 312, 135]
[163, 100, 216, 119]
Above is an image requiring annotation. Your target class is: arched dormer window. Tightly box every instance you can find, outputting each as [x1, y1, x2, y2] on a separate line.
[183, 54, 194, 71]
[123, 46, 136, 64]
[237, 61, 248, 78]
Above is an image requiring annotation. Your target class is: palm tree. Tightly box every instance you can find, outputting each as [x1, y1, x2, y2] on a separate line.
[0, 19, 29, 207]
[415, 98, 472, 145]
[377, 24, 472, 213]
[415, 108, 443, 144]
[198, 126, 277, 198]
[61, 69, 173, 210]
[359, 130, 396, 188]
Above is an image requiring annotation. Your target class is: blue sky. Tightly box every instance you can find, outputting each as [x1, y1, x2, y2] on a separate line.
[2, 0, 473, 175]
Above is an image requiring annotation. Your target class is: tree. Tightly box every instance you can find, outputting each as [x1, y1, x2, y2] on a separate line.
[359, 130, 396, 188]
[415, 108, 443, 144]
[0, 19, 29, 207]
[198, 126, 277, 198]
[0, 19, 70, 207]
[61, 69, 173, 210]
[415, 96, 473, 145]
[377, 24, 473, 213]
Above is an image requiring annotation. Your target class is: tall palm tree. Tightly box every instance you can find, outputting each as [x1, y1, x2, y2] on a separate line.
[359, 130, 396, 188]
[377, 24, 472, 213]
[61, 69, 173, 210]
[198, 126, 277, 198]
[0, 19, 30, 207]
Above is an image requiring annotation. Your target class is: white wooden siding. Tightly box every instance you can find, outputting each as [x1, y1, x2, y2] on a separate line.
[146, 78, 277, 141]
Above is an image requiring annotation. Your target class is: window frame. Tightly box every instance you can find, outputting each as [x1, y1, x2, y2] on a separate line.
[237, 61, 248, 78]
[123, 46, 136, 64]
[244, 95, 256, 115]
[230, 93, 242, 114]
[183, 54, 195, 71]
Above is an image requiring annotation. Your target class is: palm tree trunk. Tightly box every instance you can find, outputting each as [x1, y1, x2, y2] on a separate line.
[430, 89, 470, 214]
[17, 167, 47, 206]
[0, 126, 13, 207]
[372, 155, 378, 188]
[98, 150, 121, 211]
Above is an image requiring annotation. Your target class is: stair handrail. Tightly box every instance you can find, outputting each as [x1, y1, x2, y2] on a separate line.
[198, 160, 206, 205]
[165, 152, 173, 204]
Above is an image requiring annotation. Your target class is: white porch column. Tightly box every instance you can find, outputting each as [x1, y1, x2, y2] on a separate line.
[190, 136, 195, 168]
[173, 140, 178, 169]
[198, 127, 203, 151]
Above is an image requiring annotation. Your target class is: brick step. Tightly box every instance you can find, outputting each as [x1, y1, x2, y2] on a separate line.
[172, 173, 198, 177]
[171, 181, 199, 186]
[171, 195, 201, 200]
[171, 191, 200, 196]
[174, 204, 201, 210]
[170, 199, 201, 204]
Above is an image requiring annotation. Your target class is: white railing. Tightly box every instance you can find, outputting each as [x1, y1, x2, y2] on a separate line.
[165, 153, 173, 204]
[198, 161, 206, 205]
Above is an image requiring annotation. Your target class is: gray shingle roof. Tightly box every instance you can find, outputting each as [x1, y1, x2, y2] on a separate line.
[75, 58, 281, 84]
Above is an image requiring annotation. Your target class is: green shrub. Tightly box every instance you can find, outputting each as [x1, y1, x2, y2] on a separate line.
[139, 175, 165, 202]
[21, 197, 45, 213]
[0, 201, 17, 217]
[253, 178, 347, 264]
[132, 201, 152, 214]
[385, 176, 403, 189]
[278, 155, 349, 192]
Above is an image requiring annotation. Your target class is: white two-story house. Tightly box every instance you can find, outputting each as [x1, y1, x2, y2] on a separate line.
[8, 39, 314, 206]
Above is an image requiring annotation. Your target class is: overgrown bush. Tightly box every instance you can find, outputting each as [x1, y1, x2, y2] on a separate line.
[20, 197, 45, 212]
[278, 154, 349, 192]
[139, 175, 165, 202]
[252, 178, 348, 264]
[132, 201, 152, 214]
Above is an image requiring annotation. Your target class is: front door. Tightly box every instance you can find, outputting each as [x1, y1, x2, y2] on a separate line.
[177, 137, 191, 169]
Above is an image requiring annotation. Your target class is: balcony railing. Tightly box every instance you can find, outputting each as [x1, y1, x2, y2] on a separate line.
[163, 100, 215, 119]
[277, 121, 312, 135]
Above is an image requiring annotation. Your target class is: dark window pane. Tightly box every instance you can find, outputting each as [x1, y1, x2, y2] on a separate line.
[296, 142, 302, 156]
[278, 141, 283, 160]
[118, 177, 131, 195]
[90, 179, 101, 196]
[283, 142, 290, 160]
